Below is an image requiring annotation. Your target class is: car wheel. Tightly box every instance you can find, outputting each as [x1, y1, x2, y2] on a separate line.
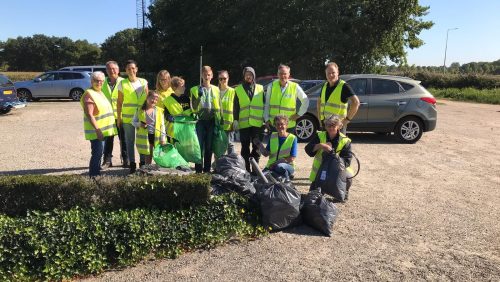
[0, 108, 11, 115]
[395, 116, 423, 143]
[295, 115, 318, 142]
[70, 88, 84, 101]
[17, 89, 33, 102]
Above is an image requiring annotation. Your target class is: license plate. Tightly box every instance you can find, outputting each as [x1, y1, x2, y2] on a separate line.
[3, 90, 13, 95]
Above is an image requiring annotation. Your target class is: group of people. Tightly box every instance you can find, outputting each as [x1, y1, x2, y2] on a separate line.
[80, 60, 360, 189]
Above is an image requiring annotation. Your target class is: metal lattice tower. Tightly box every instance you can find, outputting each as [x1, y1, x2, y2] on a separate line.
[136, 0, 152, 29]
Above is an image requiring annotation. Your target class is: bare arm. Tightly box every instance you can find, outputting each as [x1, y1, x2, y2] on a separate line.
[83, 92, 103, 141]
[117, 89, 123, 127]
[344, 95, 360, 125]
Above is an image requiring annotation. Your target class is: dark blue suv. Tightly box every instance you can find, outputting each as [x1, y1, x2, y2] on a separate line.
[0, 74, 26, 115]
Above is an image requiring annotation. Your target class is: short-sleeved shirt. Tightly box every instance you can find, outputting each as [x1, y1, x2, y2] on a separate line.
[266, 135, 298, 158]
[324, 81, 355, 103]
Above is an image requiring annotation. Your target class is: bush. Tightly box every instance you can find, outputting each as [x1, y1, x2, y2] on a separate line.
[0, 193, 266, 281]
[429, 87, 500, 105]
[0, 174, 212, 216]
[392, 71, 500, 89]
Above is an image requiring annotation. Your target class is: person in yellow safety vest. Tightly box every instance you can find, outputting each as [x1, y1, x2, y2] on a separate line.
[258, 114, 297, 181]
[234, 67, 266, 172]
[217, 70, 236, 154]
[156, 69, 174, 110]
[80, 71, 118, 177]
[318, 62, 360, 134]
[102, 61, 126, 169]
[116, 59, 149, 174]
[190, 65, 221, 173]
[164, 76, 192, 143]
[264, 64, 309, 132]
[305, 114, 354, 200]
[132, 90, 166, 166]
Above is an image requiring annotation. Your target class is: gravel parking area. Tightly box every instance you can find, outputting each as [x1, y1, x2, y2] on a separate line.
[1, 100, 499, 281]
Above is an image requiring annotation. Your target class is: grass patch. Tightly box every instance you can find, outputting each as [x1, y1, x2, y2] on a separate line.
[429, 87, 500, 104]
[0, 72, 42, 82]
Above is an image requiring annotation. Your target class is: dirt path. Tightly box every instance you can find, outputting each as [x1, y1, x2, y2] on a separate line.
[1, 100, 499, 281]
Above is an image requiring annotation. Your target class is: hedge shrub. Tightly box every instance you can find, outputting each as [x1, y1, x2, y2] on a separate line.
[0, 174, 211, 216]
[0, 193, 265, 281]
[428, 87, 500, 105]
[396, 71, 500, 90]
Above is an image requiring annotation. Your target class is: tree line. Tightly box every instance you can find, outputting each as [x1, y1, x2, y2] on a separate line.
[384, 60, 500, 75]
[0, 0, 447, 82]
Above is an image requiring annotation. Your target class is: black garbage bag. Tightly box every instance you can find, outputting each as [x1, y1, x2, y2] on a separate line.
[313, 152, 347, 201]
[214, 152, 246, 176]
[301, 189, 339, 236]
[258, 182, 301, 230]
[210, 173, 256, 196]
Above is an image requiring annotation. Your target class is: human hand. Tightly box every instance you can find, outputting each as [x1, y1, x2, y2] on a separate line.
[117, 118, 122, 128]
[96, 128, 104, 141]
[342, 118, 350, 127]
[322, 142, 333, 152]
[141, 121, 148, 128]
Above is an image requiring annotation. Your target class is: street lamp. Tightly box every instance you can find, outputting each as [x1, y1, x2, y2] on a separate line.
[443, 28, 458, 73]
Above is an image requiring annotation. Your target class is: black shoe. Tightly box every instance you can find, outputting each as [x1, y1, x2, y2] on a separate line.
[101, 162, 112, 170]
[122, 160, 129, 168]
[129, 162, 137, 174]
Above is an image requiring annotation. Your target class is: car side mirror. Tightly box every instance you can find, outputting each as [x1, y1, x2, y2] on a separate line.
[34, 78, 41, 82]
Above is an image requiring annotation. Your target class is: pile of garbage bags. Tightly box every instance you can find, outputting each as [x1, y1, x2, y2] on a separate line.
[211, 154, 341, 236]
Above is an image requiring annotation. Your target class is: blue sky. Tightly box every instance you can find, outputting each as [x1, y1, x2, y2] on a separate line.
[1, 0, 499, 67]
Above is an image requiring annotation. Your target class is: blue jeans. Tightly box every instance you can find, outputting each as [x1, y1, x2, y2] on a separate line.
[122, 123, 138, 163]
[226, 131, 235, 154]
[271, 163, 295, 180]
[89, 139, 104, 177]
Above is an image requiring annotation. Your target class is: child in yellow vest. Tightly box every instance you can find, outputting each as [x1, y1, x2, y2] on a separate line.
[132, 90, 166, 167]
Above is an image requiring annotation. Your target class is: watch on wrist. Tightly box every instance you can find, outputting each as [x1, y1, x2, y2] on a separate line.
[345, 116, 351, 121]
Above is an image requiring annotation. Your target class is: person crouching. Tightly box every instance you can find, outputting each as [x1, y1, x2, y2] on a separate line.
[132, 90, 166, 167]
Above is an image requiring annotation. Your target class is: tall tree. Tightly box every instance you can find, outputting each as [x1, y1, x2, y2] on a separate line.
[101, 29, 142, 68]
[146, 0, 433, 81]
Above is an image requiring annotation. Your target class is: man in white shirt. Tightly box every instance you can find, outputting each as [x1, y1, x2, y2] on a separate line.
[264, 64, 309, 133]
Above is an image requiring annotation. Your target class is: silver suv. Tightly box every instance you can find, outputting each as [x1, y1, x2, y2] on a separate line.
[295, 74, 437, 143]
[15, 71, 91, 101]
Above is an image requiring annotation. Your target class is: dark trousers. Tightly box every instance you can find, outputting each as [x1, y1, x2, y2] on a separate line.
[103, 122, 127, 164]
[239, 126, 263, 172]
[195, 119, 215, 173]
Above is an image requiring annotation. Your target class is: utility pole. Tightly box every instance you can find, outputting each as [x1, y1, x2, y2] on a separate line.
[443, 28, 458, 73]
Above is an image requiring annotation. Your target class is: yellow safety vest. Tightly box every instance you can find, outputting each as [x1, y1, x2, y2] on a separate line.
[266, 133, 296, 168]
[220, 87, 236, 130]
[136, 106, 165, 155]
[189, 85, 221, 114]
[269, 80, 297, 128]
[102, 77, 123, 119]
[120, 78, 147, 124]
[309, 131, 351, 181]
[235, 84, 265, 129]
[164, 94, 193, 138]
[320, 80, 348, 120]
[158, 87, 174, 109]
[80, 89, 117, 140]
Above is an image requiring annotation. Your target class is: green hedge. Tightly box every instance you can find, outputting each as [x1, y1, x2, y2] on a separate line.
[0, 193, 266, 281]
[0, 174, 211, 216]
[429, 87, 500, 104]
[398, 72, 500, 89]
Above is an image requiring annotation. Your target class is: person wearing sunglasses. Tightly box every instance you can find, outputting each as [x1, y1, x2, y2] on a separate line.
[218, 70, 236, 154]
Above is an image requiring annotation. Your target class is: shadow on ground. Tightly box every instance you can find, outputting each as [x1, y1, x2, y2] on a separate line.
[0, 167, 88, 176]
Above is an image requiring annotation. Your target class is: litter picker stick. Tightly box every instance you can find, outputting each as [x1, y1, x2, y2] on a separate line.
[249, 157, 269, 183]
[199, 45, 203, 85]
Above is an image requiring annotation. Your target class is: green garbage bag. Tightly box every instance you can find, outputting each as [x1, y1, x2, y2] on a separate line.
[212, 122, 228, 158]
[173, 116, 202, 164]
[153, 143, 189, 168]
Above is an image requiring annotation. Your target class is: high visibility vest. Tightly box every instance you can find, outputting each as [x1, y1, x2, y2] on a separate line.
[136, 107, 165, 155]
[121, 78, 147, 124]
[164, 94, 193, 138]
[235, 84, 265, 129]
[189, 85, 221, 115]
[266, 132, 297, 168]
[102, 77, 123, 119]
[320, 80, 348, 120]
[158, 87, 174, 109]
[309, 131, 352, 181]
[220, 87, 236, 130]
[269, 80, 297, 128]
[80, 89, 117, 140]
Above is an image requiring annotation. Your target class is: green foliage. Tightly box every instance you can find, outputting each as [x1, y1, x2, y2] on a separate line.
[146, 0, 433, 82]
[429, 88, 500, 104]
[384, 59, 500, 75]
[2, 35, 101, 71]
[101, 29, 142, 68]
[0, 193, 266, 281]
[394, 71, 500, 89]
[0, 174, 211, 216]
